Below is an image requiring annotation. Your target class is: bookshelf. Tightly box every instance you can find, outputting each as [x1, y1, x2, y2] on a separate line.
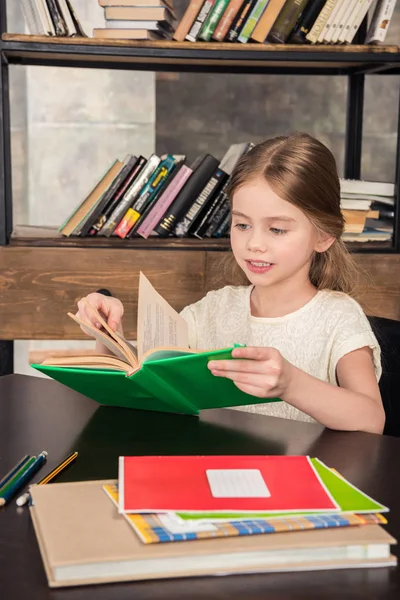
[0, 2, 399, 374]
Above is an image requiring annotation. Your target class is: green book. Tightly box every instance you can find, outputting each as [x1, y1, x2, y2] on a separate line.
[199, 0, 231, 41]
[176, 458, 389, 520]
[32, 273, 281, 414]
[238, 0, 270, 43]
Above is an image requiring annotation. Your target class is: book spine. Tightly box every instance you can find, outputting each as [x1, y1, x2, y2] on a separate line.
[90, 155, 139, 235]
[204, 195, 229, 236]
[251, 0, 287, 42]
[174, 168, 228, 237]
[213, 207, 231, 237]
[198, 0, 231, 41]
[226, 0, 256, 41]
[173, 0, 205, 40]
[185, 0, 216, 41]
[79, 156, 135, 237]
[154, 155, 219, 237]
[21, 0, 45, 35]
[109, 155, 160, 231]
[267, 0, 311, 43]
[331, 0, 358, 44]
[306, 0, 337, 42]
[237, 0, 270, 42]
[289, 0, 326, 42]
[345, 0, 375, 44]
[137, 165, 193, 238]
[126, 156, 177, 234]
[212, 0, 245, 40]
[365, 0, 397, 44]
[114, 208, 138, 239]
[318, 0, 344, 43]
[192, 185, 227, 238]
[65, 0, 87, 36]
[98, 157, 146, 236]
[46, 0, 68, 35]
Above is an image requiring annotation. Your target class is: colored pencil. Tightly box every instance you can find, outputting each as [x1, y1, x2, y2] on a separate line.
[16, 451, 78, 506]
[0, 456, 36, 498]
[0, 455, 30, 491]
[0, 452, 47, 507]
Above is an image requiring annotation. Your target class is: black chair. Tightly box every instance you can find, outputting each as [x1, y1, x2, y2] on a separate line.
[368, 316, 400, 437]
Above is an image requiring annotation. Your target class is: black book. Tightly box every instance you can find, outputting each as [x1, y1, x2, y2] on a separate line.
[174, 167, 228, 238]
[204, 195, 229, 237]
[225, 0, 256, 42]
[46, 0, 68, 36]
[154, 154, 220, 238]
[289, 0, 326, 44]
[89, 156, 140, 235]
[192, 186, 228, 239]
[79, 155, 136, 237]
[213, 208, 231, 237]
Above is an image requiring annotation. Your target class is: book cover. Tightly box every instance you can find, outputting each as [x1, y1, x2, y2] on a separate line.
[212, 0, 246, 40]
[365, 0, 397, 44]
[226, 0, 257, 41]
[118, 455, 339, 514]
[46, 0, 68, 36]
[198, 0, 231, 41]
[237, 0, 270, 43]
[186, 0, 217, 41]
[251, 0, 287, 42]
[305, 0, 338, 43]
[289, 0, 326, 43]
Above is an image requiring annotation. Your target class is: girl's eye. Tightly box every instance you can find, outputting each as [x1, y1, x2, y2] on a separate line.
[270, 227, 287, 235]
[234, 223, 251, 231]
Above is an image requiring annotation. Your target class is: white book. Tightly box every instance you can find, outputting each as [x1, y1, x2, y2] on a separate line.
[38, 0, 56, 34]
[340, 199, 372, 210]
[21, 0, 51, 34]
[329, 0, 358, 43]
[339, 178, 395, 196]
[306, 0, 338, 43]
[318, 0, 344, 42]
[365, 0, 397, 43]
[56, 0, 78, 35]
[344, 0, 375, 43]
[105, 19, 169, 29]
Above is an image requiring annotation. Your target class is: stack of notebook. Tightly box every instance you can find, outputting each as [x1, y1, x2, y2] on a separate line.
[93, 0, 176, 41]
[30, 455, 397, 588]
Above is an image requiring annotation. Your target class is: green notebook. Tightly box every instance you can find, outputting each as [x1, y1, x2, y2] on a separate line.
[32, 273, 281, 414]
[176, 458, 389, 520]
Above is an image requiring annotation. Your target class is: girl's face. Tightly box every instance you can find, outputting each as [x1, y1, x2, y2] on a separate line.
[230, 177, 331, 290]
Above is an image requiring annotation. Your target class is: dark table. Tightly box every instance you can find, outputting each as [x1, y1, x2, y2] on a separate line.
[0, 374, 399, 599]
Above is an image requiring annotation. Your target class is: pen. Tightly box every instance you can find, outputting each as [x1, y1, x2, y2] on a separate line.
[0, 452, 47, 507]
[16, 451, 78, 507]
[0, 455, 30, 491]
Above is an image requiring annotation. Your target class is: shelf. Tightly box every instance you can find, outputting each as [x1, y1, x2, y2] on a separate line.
[8, 226, 394, 253]
[1, 35, 399, 75]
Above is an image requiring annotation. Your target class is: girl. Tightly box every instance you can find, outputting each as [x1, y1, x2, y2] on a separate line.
[76, 133, 385, 435]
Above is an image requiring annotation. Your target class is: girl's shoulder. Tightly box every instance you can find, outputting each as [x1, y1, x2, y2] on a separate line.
[318, 290, 366, 315]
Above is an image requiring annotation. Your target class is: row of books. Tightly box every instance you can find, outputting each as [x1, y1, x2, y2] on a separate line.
[340, 179, 395, 243]
[21, 0, 86, 36]
[94, 0, 176, 41]
[59, 143, 396, 244]
[30, 455, 396, 587]
[59, 142, 252, 239]
[173, 0, 397, 45]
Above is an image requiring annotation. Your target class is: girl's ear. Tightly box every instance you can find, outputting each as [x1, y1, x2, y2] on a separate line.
[315, 232, 336, 253]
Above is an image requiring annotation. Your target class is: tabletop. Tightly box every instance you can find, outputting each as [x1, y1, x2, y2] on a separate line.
[0, 373, 399, 600]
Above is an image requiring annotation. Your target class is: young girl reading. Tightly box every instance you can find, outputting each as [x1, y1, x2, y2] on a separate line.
[76, 133, 385, 434]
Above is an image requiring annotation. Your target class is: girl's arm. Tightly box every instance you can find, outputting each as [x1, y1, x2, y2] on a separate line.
[208, 346, 385, 435]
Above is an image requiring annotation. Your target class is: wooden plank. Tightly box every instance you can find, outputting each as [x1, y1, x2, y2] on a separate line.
[0, 247, 206, 339]
[0, 247, 399, 340]
[205, 252, 400, 321]
[2, 34, 399, 53]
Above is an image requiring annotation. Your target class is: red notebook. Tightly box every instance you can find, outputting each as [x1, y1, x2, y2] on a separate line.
[118, 455, 339, 514]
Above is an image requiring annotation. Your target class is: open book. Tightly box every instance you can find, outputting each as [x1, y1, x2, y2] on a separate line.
[32, 273, 281, 414]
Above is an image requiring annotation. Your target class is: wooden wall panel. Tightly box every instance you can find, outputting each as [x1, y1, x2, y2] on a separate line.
[0, 247, 399, 340]
[0, 247, 206, 339]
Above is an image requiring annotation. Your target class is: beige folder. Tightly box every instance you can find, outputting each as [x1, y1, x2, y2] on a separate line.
[30, 480, 397, 588]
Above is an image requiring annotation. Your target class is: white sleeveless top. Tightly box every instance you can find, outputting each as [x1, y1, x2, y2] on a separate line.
[180, 286, 381, 424]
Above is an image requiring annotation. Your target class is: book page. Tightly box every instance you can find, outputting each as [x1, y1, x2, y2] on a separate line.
[137, 272, 189, 361]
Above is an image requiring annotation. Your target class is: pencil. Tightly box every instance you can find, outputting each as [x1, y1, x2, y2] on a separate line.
[0, 456, 36, 498]
[0, 455, 30, 491]
[0, 452, 47, 507]
[16, 451, 78, 507]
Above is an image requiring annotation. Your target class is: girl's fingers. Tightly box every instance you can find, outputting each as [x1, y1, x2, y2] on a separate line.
[210, 369, 278, 389]
[208, 359, 279, 375]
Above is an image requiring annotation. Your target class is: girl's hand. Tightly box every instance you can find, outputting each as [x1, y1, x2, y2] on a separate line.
[75, 293, 124, 335]
[207, 346, 294, 399]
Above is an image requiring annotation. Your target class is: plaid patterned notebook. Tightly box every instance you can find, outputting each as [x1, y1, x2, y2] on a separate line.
[103, 483, 386, 544]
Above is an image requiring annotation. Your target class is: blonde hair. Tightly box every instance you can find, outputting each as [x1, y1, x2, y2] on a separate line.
[220, 132, 360, 295]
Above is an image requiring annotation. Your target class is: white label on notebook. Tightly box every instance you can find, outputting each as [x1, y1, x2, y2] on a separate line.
[206, 469, 271, 498]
